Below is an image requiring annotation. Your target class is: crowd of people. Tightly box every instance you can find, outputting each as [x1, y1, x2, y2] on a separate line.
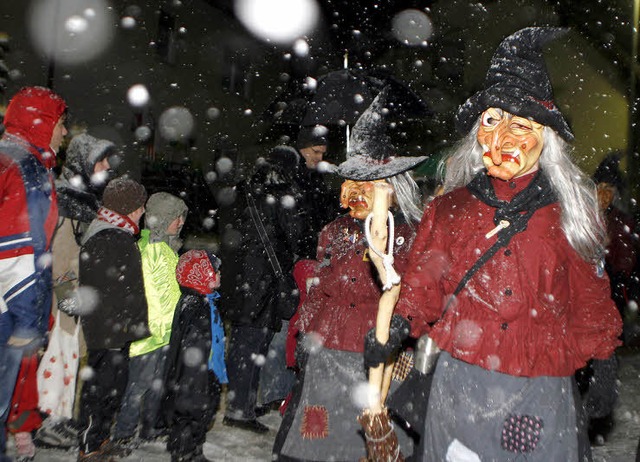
[1, 26, 639, 462]
[0, 85, 226, 462]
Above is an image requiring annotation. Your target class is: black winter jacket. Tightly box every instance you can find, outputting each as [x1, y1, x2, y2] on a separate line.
[163, 288, 220, 452]
[79, 227, 150, 350]
[227, 147, 309, 330]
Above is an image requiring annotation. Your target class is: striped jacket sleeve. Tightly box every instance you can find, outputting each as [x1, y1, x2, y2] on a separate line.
[0, 156, 38, 339]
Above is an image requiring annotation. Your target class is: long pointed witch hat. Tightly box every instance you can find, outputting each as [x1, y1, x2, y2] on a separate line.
[337, 85, 427, 181]
[455, 27, 574, 142]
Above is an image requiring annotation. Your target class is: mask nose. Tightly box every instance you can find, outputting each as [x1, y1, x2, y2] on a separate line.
[489, 119, 517, 164]
[489, 130, 503, 165]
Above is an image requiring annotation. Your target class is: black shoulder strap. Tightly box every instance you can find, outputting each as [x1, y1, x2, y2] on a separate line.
[452, 236, 510, 297]
[246, 190, 284, 278]
[445, 210, 536, 311]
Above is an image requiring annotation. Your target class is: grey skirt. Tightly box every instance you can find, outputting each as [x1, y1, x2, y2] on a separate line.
[279, 348, 414, 461]
[420, 351, 591, 462]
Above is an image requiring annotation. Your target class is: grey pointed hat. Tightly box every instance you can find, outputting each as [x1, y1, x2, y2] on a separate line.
[337, 86, 427, 181]
[455, 27, 574, 142]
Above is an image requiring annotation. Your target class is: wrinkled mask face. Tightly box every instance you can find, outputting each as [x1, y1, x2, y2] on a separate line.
[340, 179, 385, 220]
[477, 107, 544, 181]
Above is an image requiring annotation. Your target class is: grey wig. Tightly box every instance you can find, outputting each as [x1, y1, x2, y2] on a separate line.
[387, 171, 424, 224]
[439, 120, 606, 262]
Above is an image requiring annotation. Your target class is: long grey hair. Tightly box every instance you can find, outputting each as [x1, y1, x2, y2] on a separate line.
[387, 171, 424, 224]
[439, 119, 607, 262]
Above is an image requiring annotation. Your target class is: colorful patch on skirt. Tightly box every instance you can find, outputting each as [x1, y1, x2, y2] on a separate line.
[300, 405, 329, 439]
[501, 413, 543, 453]
[392, 351, 414, 382]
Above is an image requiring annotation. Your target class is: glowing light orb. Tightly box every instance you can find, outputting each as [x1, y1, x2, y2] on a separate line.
[29, 0, 115, 65]
[234, 0, 319, 44]
[391, 9, 433, 46]
[158, 106, 195, 142]
[127, 84, 150, 107]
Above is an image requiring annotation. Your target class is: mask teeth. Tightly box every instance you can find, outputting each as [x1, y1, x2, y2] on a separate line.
[512, 148, 521, 158]
[481, 144, 490, 153]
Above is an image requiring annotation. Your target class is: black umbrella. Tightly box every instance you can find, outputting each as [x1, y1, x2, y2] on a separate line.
[261, 86, 311, 129]
[301, 69, 375, 126]
[363, 68, 432, 121]
[259, 68, 430, 130]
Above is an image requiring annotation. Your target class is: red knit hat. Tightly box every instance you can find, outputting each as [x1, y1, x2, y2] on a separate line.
[176, 249, 221, 295]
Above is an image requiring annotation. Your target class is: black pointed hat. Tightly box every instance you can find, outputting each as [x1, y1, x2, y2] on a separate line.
[455, 27, 574, 142]
[337, 86, 427, 181]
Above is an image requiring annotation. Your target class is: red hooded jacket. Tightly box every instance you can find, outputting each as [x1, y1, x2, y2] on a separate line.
[0, 86, 67, 342]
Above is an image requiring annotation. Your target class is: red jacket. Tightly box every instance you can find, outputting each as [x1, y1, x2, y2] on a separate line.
[297, 215, 416, 353]
[0, 87, 66, 342]
[395, 173, 622, 377]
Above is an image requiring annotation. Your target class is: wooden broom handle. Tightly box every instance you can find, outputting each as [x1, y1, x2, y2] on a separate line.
[367, 182, 400, 414]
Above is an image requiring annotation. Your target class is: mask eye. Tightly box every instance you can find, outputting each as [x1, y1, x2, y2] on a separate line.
[510, 119, 533, 133]
[481, 112, 499, 127]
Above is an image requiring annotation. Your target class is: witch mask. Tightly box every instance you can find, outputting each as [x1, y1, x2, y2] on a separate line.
[478, 107, 545, 181]
[340, 179, 395, 220]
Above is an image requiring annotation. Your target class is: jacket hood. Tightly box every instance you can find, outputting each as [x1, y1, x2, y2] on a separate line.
[61, 133, 115, 192]
[251, 146, 300, 188]
[144, 192, 189, 250]
[3, 87, 67, 159]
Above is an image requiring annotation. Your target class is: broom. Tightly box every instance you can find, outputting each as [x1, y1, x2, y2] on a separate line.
[357, 181, 404, 462]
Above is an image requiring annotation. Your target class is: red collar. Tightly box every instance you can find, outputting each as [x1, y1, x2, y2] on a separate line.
[96, 207, 140, 235]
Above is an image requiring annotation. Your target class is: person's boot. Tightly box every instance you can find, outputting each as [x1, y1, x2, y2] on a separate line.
[254, 401, 281, 417]
[171, 446, 213, 462]
[77, 448, 116, 462]
[222, 416, 269, 434]
[34, 417, 78, 449]
[140, 426, 167, 442]
[14, 432, 35, 462]
[99, 438, 133, 457]
[193, 445, 213, 461]
[589, 414, 615, 446]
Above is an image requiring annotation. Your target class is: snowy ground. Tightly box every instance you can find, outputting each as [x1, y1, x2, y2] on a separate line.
[8, 347, 640, 461]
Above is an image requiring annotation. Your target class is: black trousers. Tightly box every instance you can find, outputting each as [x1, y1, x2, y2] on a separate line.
[167, 372, 221, 457]
[224, 325, 274, 420]
[78, 347, 130, 453]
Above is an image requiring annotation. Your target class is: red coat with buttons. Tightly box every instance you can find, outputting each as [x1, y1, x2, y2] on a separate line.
[297, 215, 415, 353]
[395, 173, 622, 377]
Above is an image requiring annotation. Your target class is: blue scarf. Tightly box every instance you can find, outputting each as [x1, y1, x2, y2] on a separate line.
[206, 292, 228, 384]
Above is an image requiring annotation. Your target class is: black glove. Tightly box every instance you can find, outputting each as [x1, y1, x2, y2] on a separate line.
[363, 315, 410, 368]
